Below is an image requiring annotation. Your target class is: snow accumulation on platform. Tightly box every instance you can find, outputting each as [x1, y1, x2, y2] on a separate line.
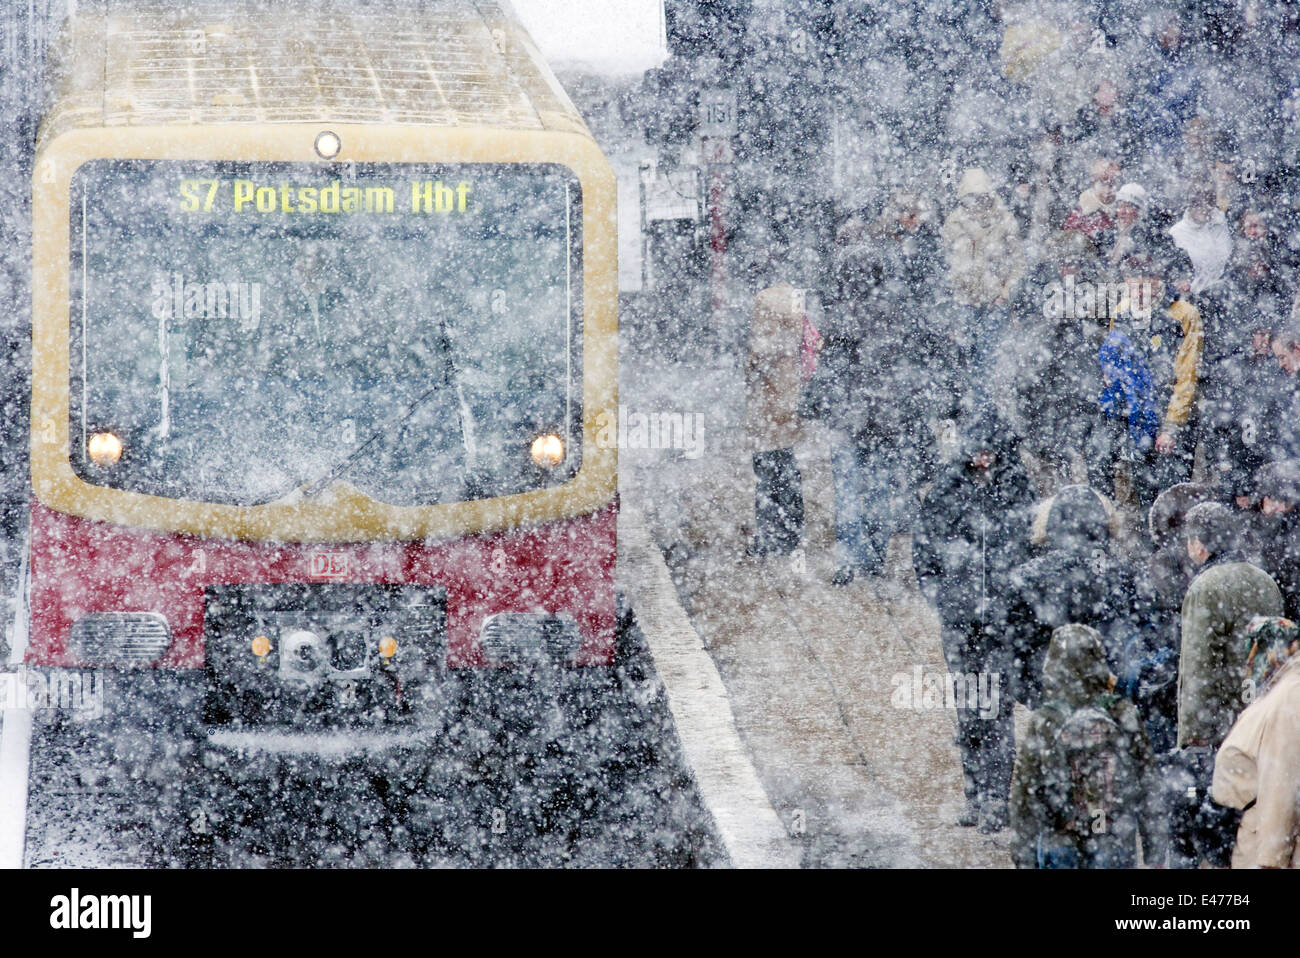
[620, 510, 800, 869]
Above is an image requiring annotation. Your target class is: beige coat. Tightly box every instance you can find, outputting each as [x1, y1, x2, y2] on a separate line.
[744, 283, 805, 452]
[1212, 656, 1300, 868]
[940, 193, 1025, 306]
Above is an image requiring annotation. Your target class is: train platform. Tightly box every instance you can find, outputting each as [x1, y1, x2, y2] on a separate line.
[620, 339, 1022, 868]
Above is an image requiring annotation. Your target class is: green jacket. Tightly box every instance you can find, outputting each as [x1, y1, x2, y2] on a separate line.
[1178, 558, 1283, 749]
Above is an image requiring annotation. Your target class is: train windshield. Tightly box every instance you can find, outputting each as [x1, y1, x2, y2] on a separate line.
[69, 159, 583, 506]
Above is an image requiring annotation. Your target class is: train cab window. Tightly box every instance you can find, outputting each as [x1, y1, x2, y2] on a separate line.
[68, 160, 583, 507]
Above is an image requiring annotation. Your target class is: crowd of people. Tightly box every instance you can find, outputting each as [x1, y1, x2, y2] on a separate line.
[742, 1, 1300, 867]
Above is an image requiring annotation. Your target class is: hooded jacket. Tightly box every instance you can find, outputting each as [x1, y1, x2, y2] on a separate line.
[1147, 482, 1215, 611]
[1010, 624, 1167, 868]
[1212, 655, 1300, 869]
[1178, 556, 1283, 748]
[940, 169, 1026, 307]
[1008, 486, 1152, 705]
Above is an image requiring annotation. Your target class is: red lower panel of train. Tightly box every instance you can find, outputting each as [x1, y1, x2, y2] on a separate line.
[25, 500, 617, 668]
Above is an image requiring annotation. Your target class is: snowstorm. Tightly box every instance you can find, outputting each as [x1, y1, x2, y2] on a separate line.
[0, 0, 1296, 891]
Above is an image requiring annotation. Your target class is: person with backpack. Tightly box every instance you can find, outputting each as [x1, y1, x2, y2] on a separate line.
[1010, 624, 1168, 868]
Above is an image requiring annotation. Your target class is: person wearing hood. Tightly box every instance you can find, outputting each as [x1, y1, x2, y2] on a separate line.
[1212, 616, 1300, 869]
[1179, 502, 1283, 750]
[1010, 624, 1167, 869]
[940, 168, 1026, 394]
[1255, 460, 1300, 622]
[1007, 484, 1153, 709]
[1148, 483, 1216, 613]
[1169, 502, 1282, 867]
[912, 406, 1033, 833]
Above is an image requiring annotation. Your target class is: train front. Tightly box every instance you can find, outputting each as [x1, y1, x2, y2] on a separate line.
[25, 124, 618, 861]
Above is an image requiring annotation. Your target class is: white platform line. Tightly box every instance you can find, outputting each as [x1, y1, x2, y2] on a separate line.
[620, 510, 800, 869]
[0, 532, 31, 869]
[0, 705, 32, 869]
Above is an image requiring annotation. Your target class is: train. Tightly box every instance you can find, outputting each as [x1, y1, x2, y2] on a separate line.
[7, 0, 620, 865]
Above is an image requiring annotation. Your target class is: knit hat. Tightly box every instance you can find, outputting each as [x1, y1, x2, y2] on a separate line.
[1184, 501, 1239, 557]
[956, 167, 995, 198]
[1116, 183, 1147, 211]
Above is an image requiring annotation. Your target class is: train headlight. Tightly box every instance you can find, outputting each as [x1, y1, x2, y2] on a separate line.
[314, 130, 342, 159]
[530, 433, 564, 468]
[87, 431, 123, 466]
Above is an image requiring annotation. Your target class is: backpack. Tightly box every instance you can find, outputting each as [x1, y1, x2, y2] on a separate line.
[1045, 700, 1135, 840]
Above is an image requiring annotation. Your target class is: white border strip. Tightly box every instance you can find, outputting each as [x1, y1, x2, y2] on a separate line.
[620, 510, 799, 869]
[0, 530, 32, 869]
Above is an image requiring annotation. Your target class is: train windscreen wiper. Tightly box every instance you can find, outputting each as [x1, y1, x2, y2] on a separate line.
[247, 381, 452, 506]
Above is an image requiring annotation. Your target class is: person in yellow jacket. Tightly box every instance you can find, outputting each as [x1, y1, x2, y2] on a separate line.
[1108, 252, 1204, 510]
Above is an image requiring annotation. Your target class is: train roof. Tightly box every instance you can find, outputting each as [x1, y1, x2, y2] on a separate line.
[38, 0, 591, 148]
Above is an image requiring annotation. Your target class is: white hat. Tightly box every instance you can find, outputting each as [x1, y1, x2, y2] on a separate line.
[1116, 182, 1147, 211]
[956, 168, 995, 198]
